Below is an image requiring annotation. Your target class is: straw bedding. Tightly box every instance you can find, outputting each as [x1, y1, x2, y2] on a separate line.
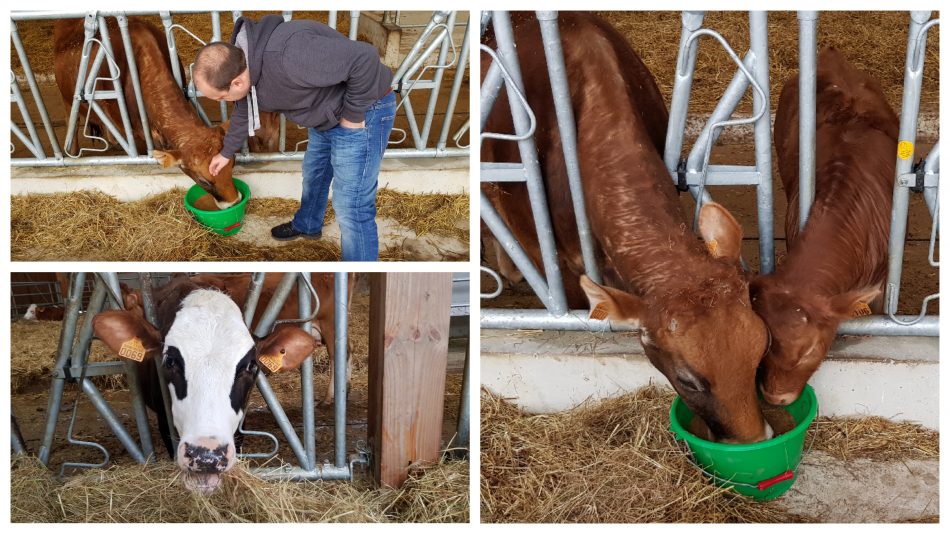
[10, 188, 469, 262]
[10, 455, 468, 523]
[480, 386, 938, 523]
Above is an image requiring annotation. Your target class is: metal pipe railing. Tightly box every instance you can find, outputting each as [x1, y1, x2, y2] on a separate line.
[797, 11, 818, 230]
[11, 10, 469, 166]
[333, 273, 349, 469]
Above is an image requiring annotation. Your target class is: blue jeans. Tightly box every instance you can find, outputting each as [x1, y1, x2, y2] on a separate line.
[292, 91, 396, 261]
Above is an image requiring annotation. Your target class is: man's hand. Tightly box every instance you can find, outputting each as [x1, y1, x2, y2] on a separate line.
[339, 118, 365, 129]
[209, 154, 231, 176]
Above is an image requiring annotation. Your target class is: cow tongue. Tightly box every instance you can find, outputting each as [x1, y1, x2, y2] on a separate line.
[183, 472, 222, 494]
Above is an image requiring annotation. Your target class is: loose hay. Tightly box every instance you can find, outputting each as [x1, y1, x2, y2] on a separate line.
[10, 455, 468, 523]
[10, 318, 123, 394]
[11, 188, 468, 261]
[480, 385, 938, 523]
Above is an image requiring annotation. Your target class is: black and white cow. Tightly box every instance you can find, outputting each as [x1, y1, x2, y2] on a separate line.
[93, 276, 315, 492]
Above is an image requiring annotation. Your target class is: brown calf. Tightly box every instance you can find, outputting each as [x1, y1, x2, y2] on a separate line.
[54, 18, 278, 208]
[483, 13, 771, 443]
[752, 48, 896, 405]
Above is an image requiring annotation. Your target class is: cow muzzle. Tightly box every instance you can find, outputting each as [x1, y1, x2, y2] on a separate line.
[177, 438, 235, 494]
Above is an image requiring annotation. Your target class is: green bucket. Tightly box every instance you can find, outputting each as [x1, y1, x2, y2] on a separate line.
[669, 384, 818, 501]
[183, 178, 250, 236]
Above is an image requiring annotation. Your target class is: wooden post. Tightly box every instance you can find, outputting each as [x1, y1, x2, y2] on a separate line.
[368, 272, 452, 488]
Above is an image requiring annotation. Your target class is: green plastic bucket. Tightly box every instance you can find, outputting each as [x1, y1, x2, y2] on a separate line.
[669, 384, 818, 501]
[183, 178, 250, 236]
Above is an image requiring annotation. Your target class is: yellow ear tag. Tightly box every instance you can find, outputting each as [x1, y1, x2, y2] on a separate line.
[852, 302, 872, 318]
[590, 303, 609, 321]
[259, 353, 283, 374]
[706, 239, 719, 256]
[119, 337, 146, 362]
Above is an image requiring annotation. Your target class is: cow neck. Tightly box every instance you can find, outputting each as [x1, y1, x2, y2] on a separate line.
[586, 146, 737, 302]
[132, 38, 210, 152]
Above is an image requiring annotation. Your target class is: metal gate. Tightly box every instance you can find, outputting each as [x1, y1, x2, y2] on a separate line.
[10, 10, 469, 167]
[480, 10, 938, 337]
[25, 272, 361, 481]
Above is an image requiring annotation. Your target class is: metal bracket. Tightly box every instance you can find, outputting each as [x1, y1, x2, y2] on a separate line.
[676, 159, 690, 192]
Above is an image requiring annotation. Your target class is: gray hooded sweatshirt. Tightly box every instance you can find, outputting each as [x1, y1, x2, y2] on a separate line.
[220, 15, 393, 159]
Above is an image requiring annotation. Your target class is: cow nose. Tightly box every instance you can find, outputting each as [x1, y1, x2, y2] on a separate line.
[179, 438, 231, 474]
[760, 383, 798, 406]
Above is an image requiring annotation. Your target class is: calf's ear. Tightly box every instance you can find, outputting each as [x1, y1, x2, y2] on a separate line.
[92, 310, 161, 362]
[825, 286, 882, 320]
[152, 149, 182, 168]
[579, 275, 643, 328]
[698, 202, 743, 261]
[256, 327, 316, 374]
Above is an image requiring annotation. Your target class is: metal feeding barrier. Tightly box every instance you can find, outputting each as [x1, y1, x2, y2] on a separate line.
[480, 10, 938, 337]
[27, 272, 365, 482]
[10, 10, 469, 166]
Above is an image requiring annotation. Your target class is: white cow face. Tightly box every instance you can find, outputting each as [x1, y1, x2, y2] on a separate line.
[163, 290, 257, 493]
[92, 284, 317, 494]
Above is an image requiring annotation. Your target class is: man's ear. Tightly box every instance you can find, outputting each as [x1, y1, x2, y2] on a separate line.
[256, 326, 316, 374]
[698, 202, 743, 261]
[824, 286, 882, 320]
[92, 310, 162, 362]
[152, 149, 182, 168]
[579, 275, 643, 328]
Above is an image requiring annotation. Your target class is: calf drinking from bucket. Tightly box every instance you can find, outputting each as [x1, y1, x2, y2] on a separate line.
[751, 48, 896, 405]
[93, 274, 351, 493]
[482, 12, 772, 443]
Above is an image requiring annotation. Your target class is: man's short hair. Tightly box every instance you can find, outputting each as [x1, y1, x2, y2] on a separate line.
[194, 42, 247, 92]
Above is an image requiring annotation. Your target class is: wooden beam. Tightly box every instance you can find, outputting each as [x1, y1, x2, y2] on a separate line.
[368, 273, 452, 488]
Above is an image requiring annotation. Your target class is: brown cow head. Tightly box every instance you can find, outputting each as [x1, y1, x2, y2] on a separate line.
[750, 276, 880, 405]
[153, 123, 238, 209]
[581, 203, 772, 444]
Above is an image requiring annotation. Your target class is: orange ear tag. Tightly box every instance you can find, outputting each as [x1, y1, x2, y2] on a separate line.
[706, 239, 719, 256]
[590, 303, 609, 321]
[852, 302, 872, 318]
[119, 337, 146, 362]
[259, 353, 283, 374]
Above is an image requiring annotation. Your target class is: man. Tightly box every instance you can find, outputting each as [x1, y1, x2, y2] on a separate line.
[193, 14, 396, 261]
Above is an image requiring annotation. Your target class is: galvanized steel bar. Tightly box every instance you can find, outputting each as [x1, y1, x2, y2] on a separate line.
[685, 54, 753, 173]
[38, 273, 85, 465]
[480, 309, 939, 337]
[349, 11, 360, 40]
[117, 15, 154, 154]
[392, 12, 444, 83]
[11, 20, 61, 158]
[663, 11, 705, 172]
[922, 141, 939, 222]
[456, 345, 470, 451]
[12, 417, 27, 456]
[10, 77, 45, 158]
[101, 272, 154, 460]
[96, 15, 138, 156]
[537, 11, 602, 285]
[297, 273, 316, 472]
[160, 12, 184, 89]
[328, 11, 338, 30]
[419, 11, 456, 145]
[252, 272, 297, 338]
[255, 373, 311, 469]
[437, 17, 470, 150]
[251, 464, 352, 481]
[749, 11, 775, 274]
[11, 123, 40, 158]
[797, 11, 818, 230]
[80, 378, 147, 463]
[243, 272, 267, 328]
[885, 11, 931, 315]
[480, 190, 557, 308]
[62, 14, 99, 155]
[13, 10, 215, 20]
[333, 272, 349, 468]
[491, 11, 568, 315]
[480, 62, 504, 133]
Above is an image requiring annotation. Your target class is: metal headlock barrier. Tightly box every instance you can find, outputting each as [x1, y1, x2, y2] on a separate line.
[29, 272, 365, 482]
[480, 10, 938, 337]
[10, 10, 469, 167]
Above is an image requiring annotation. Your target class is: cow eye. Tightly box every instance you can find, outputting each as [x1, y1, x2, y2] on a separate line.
[676, 371, 706, 393]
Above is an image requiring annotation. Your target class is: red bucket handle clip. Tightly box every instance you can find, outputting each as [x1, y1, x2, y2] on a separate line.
[757, 470, 794, 491]
[222, 221, 242, 232]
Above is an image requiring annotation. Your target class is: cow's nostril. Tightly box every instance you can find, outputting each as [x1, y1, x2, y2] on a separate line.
[184, 443, 229, 473]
